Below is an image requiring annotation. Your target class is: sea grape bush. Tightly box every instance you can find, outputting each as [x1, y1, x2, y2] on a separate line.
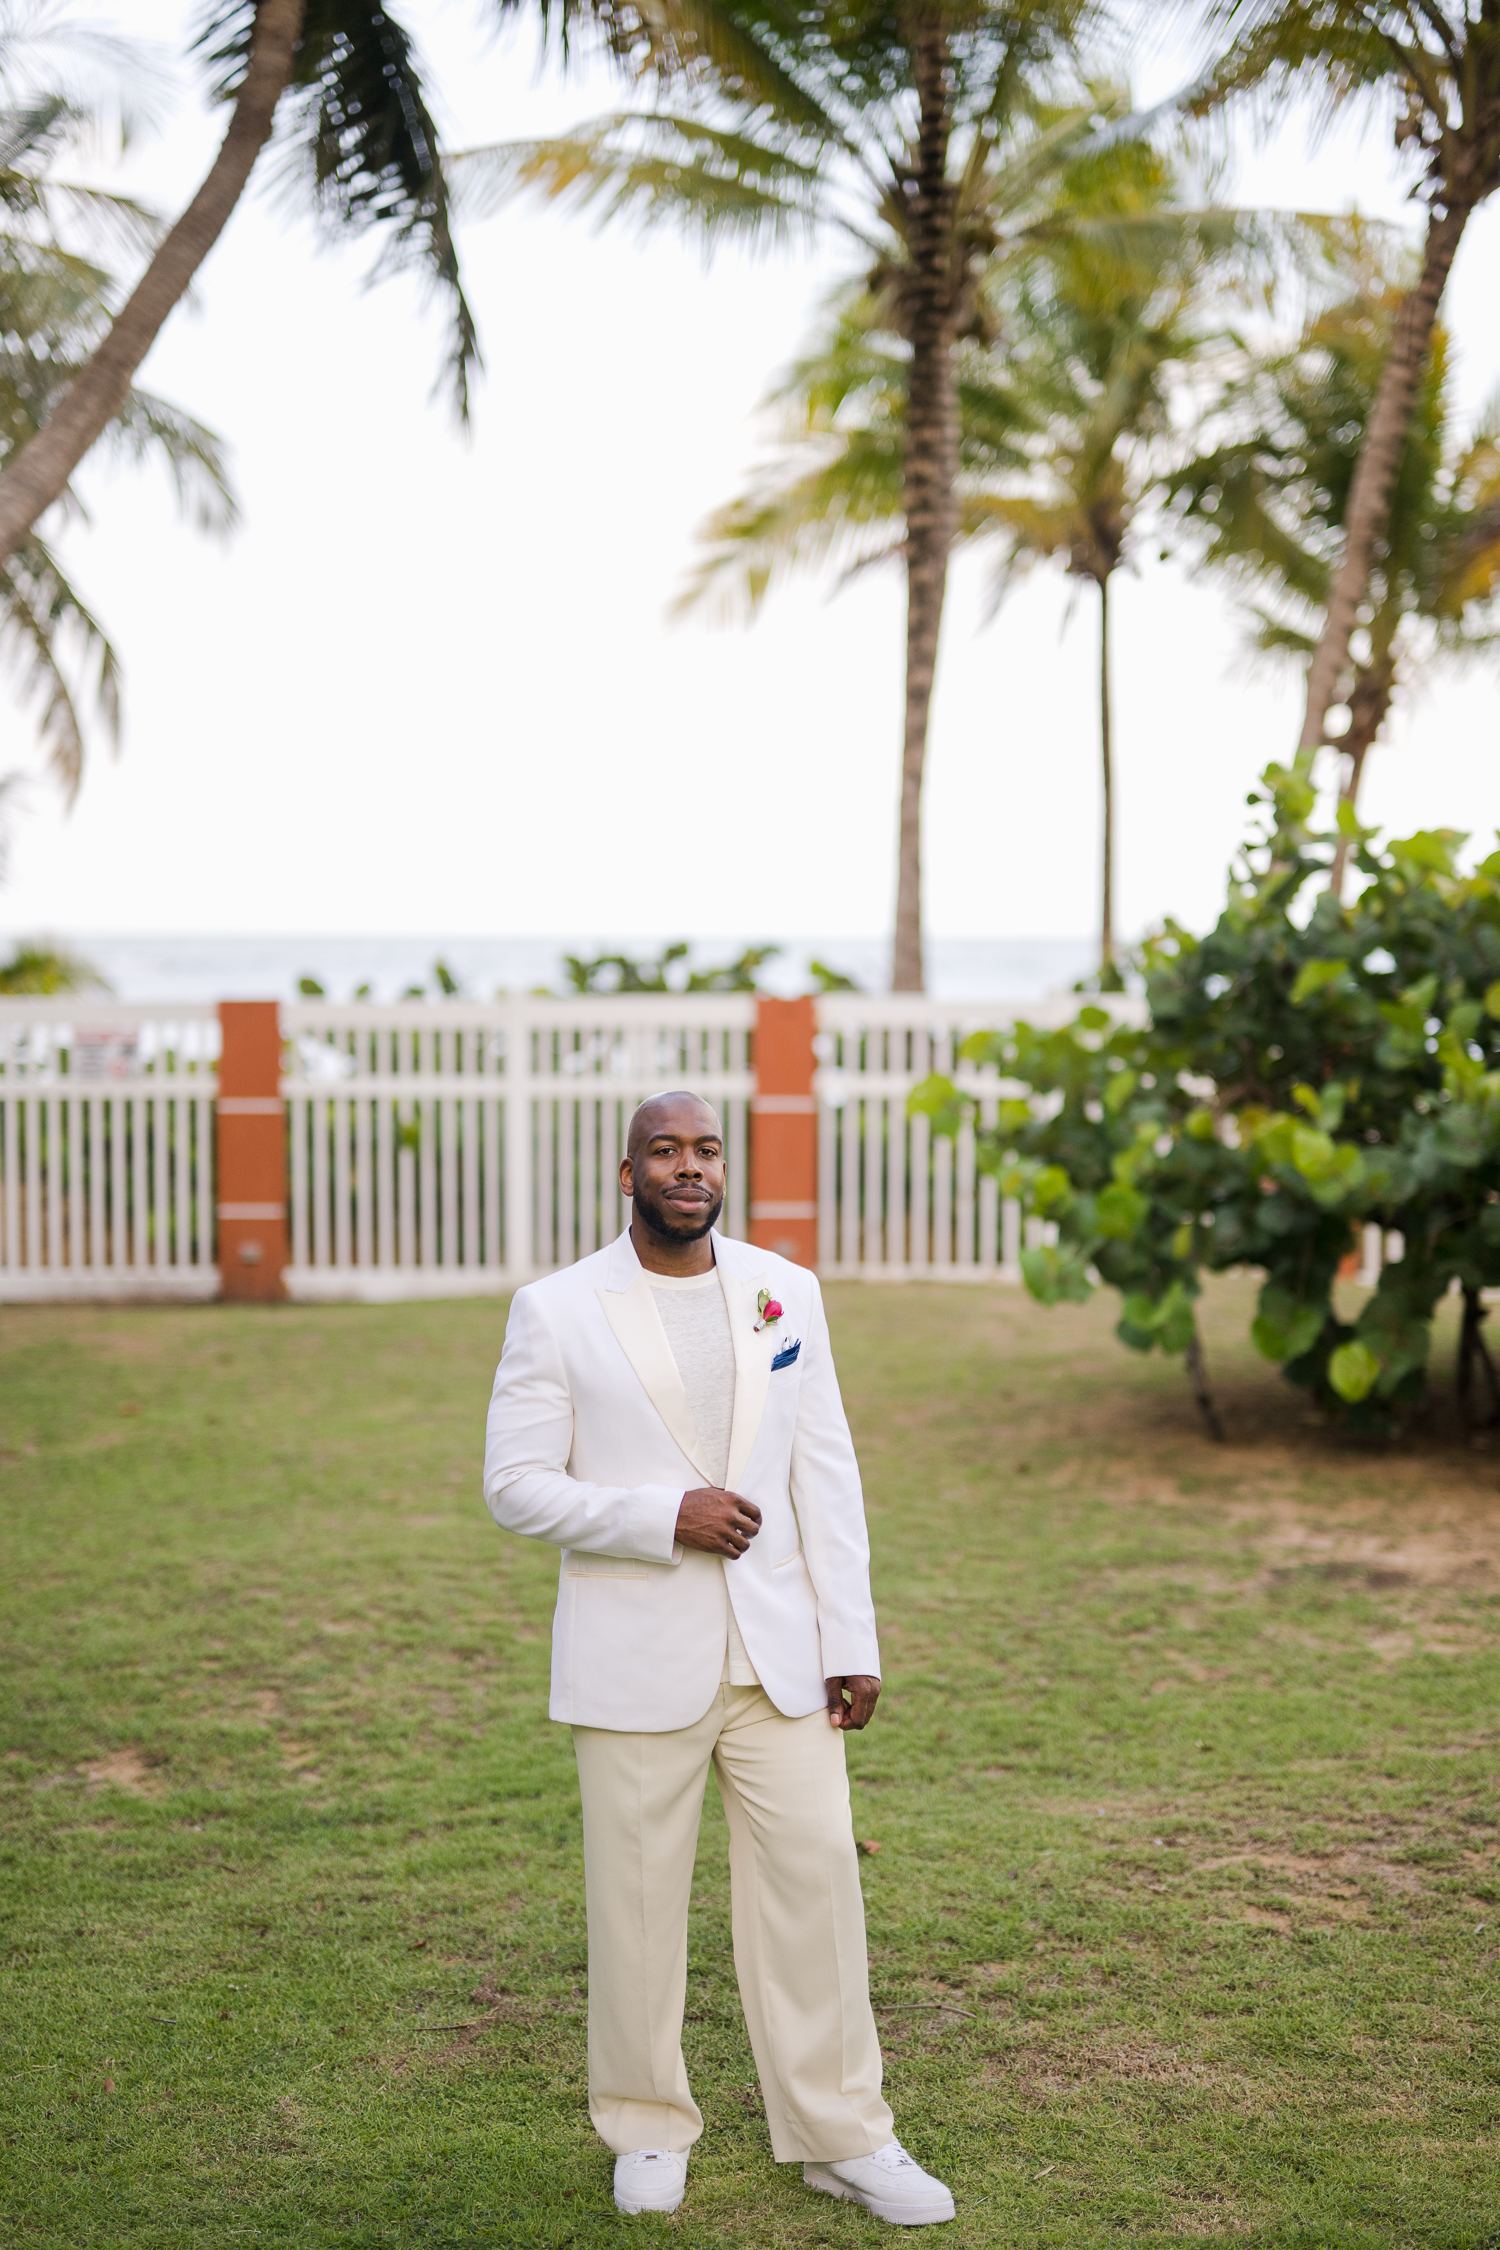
[912, 804, 1500, 1435]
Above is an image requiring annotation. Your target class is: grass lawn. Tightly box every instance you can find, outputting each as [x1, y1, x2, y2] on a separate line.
[1, 1277, 1497, 2249]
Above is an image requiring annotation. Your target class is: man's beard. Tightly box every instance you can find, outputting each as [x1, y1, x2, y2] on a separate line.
[634, 1180, 724, 1243]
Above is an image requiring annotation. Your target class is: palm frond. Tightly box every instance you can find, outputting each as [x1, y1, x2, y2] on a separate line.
[199, 0, 479, 419]
[1192, 3, 1410, 133]
[614, 0, 856, 143]
[102, 387, 238, 536]
[0, 763, 24, 881]
[448, 113, 833, 247]
[673, 429, 905, 622]
[0, 528, 119, 799]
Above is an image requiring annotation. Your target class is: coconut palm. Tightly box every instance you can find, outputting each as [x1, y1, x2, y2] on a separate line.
[456, 22, 1349, 988]
[451, 5, 1111, 990]
[964, 167, 1242, 984]
[1169, 277, 1500, 895]
[673, 127, 1308, 985]
[0, 0, 493, 577]
[1199, 2, 1500, 782]
[0, 101, 235, 807]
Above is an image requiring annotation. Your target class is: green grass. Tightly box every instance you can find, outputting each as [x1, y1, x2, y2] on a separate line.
[1, 1278, 1497, 2249]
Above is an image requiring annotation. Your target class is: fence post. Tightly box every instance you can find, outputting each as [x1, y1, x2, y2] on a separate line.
[750, 995, 818, 1268]
[217, 1001, 287, 1302]
[503, 997, 532, 1284]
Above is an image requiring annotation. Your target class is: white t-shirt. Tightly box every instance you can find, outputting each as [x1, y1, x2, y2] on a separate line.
[649, 1265, 760, 1687]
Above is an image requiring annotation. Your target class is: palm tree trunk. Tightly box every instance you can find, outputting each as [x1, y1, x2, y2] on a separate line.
[0, 0, 305, 570]
[1325, 735, 1372, 903]
[1326, 646, 1396, 899]
[1098, 573, 1115, 983]
[1295, 201, 1469, 771]
[892, 19, 957, 994]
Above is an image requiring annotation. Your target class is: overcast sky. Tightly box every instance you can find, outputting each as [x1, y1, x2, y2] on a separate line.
[0, 2, 1496, 963]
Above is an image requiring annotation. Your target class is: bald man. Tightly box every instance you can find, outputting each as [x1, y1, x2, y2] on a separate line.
[483, 1093, 954, 2225]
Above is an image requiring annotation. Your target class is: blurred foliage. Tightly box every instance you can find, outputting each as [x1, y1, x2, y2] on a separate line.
[0, 938, 106, 993]
[560, 941, 781, 995]
[913, 795, 1500, 1437]
[294, 948, 858, 1001]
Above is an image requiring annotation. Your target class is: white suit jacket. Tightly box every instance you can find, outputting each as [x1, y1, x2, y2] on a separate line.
[483, 1227, 880, 1730]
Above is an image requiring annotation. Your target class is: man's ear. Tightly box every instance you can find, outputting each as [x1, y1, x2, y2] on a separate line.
[619, 1161, 634, 1198]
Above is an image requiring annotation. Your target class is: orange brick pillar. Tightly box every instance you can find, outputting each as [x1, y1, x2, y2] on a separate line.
[216, 1001, 287, 1302]
[750, 994, 818, 1268]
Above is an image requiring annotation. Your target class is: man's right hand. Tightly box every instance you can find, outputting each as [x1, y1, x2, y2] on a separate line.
[676, 1487, 762, 1558]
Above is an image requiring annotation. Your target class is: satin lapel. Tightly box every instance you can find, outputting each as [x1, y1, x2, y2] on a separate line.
[596, 1274, 714, 1484]
[722, 1264, 774, 1493]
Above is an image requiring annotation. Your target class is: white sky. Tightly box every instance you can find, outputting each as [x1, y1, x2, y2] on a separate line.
[0, 3, 1497, 966]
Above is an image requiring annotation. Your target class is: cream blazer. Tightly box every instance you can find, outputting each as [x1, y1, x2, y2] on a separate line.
[482, 1228, 880, 1730]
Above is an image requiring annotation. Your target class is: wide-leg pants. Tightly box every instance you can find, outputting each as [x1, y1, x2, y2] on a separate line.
[571, 1682, 894, 2163]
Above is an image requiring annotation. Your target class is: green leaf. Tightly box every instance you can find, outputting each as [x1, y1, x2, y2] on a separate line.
[1252, 1288, 1325, 1364]
[1095, 1182, 1148, 1239]
[1328, 1339, 1381, 1403]
[1290, 958, 1348, 1005]
[907, 1074, 968, 1136]
[1020, 1245, 1093, 1306]
[1031, 1165, 1073, 1215]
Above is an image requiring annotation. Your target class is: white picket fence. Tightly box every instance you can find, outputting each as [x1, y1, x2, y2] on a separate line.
[816, 995, 1034, 1280]
[0, 990, 1101, 1302]
[0, 1000, 219, 1299]
[282, 996, 754, 1301]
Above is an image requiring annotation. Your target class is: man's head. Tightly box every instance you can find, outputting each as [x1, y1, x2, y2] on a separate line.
[621, 1092, 725, 1245]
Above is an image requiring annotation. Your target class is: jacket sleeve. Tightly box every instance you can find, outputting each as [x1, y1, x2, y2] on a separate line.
[483, 1285, 685, 1564]
[788, 1276, 881, 1679]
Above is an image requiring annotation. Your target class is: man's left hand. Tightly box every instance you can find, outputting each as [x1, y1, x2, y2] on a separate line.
[826, 1675, 880, 1730]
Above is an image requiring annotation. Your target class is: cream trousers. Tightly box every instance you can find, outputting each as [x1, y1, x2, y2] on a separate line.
[571, 1682, 894, 2164]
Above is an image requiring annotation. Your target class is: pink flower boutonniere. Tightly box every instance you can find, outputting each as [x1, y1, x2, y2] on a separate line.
[755, 1288, 784, 1332]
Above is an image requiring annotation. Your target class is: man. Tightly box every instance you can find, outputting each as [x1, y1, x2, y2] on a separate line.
[483, 1091, 955, 2225]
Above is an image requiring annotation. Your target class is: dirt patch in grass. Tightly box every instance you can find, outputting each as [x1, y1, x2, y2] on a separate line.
[77, 1748, 161, 1796]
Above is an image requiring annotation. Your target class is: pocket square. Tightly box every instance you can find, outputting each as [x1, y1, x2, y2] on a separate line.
[770, 1337, 801, 1371]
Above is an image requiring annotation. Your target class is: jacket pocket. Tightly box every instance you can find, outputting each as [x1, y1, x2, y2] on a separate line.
[772, 1545, 805, 1570]
[563, 1550, 649, 1580]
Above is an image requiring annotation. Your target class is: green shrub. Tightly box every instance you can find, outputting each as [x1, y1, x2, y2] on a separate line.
[913, 791, 1500, 1436]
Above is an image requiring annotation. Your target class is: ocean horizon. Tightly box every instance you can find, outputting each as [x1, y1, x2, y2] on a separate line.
[9, 932, 1108, 1007]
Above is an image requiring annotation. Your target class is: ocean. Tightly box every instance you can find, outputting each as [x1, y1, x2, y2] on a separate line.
[36, 933, 1104, 1007]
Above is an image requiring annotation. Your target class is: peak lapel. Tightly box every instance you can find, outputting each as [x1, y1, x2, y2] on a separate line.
[596, 1273, 714, 1485]
[722, 1262, 774, 1493]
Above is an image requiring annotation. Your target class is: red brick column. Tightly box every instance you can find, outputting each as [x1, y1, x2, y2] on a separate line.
[216, 1001, 287, 1303]
[750, 995, 818, 1268]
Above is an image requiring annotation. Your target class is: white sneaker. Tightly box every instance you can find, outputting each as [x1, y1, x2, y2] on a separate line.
[804, 2140, 955, 2225]
[613, 2148, 688, 2214]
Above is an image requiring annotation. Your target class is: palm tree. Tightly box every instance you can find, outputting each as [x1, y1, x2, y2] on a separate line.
[1200, 2, 1500, 781]
[451, 4, 1108, 990]
[0, 0, 486, 575]
[965, 151, 1241, 983]
[0, 100, 235, 809]
[673, 128, 1300, 985]
[1169, 277, 1500, 895]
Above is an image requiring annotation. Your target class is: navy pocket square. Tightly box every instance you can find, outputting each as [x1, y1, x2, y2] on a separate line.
[770, 1337, 801, 1371]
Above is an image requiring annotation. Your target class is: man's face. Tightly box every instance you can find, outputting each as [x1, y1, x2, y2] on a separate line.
[621, 1099, 725, 1242]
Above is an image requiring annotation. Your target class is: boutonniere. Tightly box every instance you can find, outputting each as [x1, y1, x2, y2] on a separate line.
[754, 1288, 784, 1332]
